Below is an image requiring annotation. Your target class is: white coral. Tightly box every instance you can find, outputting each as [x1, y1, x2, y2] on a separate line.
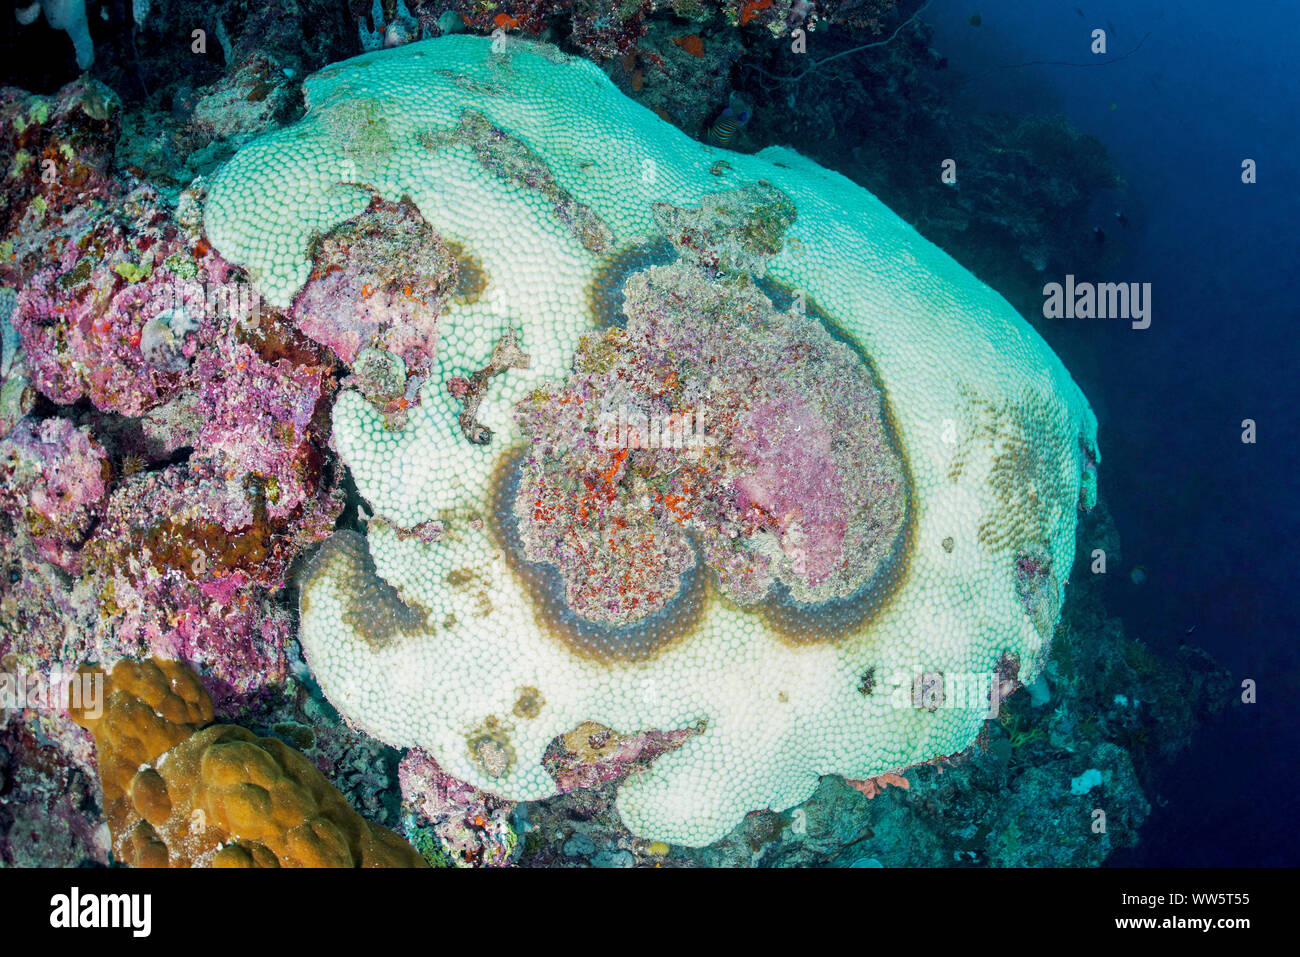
[205, 36, 1099, 847]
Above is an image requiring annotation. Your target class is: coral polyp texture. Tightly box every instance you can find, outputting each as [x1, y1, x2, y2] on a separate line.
[204, 35, 1099, 847]
[70, 658, 426, 867]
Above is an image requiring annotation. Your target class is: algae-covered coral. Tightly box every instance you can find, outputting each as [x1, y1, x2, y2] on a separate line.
[205, 35, 1097, 847]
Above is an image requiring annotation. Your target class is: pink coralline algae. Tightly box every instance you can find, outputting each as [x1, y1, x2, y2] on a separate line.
[0, 78, 120, 282]
[195, 337, 326, 519]
[75, 452, 342, 709]
[0, 77, 265, 424]
[733, 389, 848, 586]
[0, 417, 109, 574]
[0, 445, 341, 713]
[11, 187, 257, 418]
[290, 196, 457, 424]
[513, 185, 908, 624]
[543, 721, 701, 793]
[395, 722, 701, 865]
[399, 748, 517, 867]
[0, 75, 348, 713]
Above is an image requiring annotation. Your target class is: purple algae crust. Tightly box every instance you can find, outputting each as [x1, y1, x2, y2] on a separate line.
[512, 248, 908, 626]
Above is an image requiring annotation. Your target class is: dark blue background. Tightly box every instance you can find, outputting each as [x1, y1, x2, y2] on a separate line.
[924, 0, 1298, 865]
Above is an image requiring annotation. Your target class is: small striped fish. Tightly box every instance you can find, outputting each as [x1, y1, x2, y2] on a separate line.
[707, 104, 751, 147]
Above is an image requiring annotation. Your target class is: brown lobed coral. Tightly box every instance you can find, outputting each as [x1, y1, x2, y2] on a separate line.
[68, 657, 426, 868]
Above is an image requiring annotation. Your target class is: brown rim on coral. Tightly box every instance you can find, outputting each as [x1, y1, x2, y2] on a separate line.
[750, 277, 918, 646]
[584, 237, 677, 329]
[488, 273, 919, 659]
[487, 442, 713, 663]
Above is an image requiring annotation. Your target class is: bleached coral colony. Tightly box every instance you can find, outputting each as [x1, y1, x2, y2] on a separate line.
[205, 35, 1099, 846]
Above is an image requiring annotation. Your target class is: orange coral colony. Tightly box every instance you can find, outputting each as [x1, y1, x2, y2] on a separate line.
[68, 658, 426, 868]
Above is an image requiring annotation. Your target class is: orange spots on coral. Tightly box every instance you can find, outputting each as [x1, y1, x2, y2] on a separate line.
[601, 448, 628, 484]
[631, 68, 644, 92]
[740, 0, 773, 27]
[192, 237, 210, 257]
[310, 262, 344, 281]
[494, 13, 519, 29]
[653, 106, 671, 121]
[673, 33, 705, 57]
[620, 53, 637, 73]
[663, 493, 691, 523]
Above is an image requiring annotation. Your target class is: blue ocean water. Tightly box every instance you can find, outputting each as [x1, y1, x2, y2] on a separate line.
[926, 0, 1298, 865]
